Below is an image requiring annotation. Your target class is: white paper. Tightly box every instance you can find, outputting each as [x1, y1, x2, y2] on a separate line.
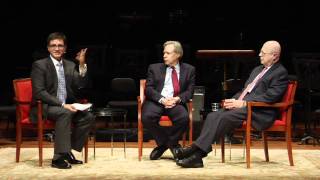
[72, 103, 92, 111]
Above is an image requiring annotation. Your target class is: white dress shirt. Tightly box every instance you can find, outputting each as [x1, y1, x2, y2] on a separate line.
[160, 63, 180, 98]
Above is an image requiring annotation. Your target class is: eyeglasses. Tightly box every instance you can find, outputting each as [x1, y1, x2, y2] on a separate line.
[48, 44, 65, 49]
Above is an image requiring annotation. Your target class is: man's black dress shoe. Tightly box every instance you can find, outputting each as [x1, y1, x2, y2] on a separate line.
[169, 144, 182, 161]
[174, 144, 198, 160]
[150, 146, 168, 160]
[51, 157, 72, 169]
[176, 153, 204, 168]
[65, 152, 83, 164]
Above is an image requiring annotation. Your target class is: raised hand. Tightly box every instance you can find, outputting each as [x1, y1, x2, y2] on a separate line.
[75, 48, 88, 66]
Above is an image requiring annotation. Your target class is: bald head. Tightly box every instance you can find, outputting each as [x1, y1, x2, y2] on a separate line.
[259, 40, 282, 67]
[263, 40, 281, 61]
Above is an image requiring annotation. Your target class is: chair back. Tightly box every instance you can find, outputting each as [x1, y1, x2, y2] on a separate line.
[279, 80, 298, 123]
[111, 78, 137, 99]
[13, 78, 32, 124]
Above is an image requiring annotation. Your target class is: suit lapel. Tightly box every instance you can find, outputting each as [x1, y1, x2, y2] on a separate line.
[179, 63, 186, 89]
[62, 59, 70, 90]
[47, 57, 58, 91]
[159, 64, 167, 91]
[244, 65, 262, 87]
[252, 65, 264, 80]
[252, 63, 280, 90]
[263, 62, 280, 79]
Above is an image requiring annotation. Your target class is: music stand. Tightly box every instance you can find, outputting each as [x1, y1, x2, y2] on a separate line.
[292, 53, 320, 145]
[196, 50, 256, 92]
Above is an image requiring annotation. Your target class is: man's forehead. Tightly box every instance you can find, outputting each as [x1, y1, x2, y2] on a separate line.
[164, 44, 175, 51]
[49, 39, 64, 44]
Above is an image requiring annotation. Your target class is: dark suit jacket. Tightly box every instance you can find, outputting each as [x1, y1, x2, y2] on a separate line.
[233, 62, 288, 130]
[145, 62, 195, 105]
[30, 57, 88, 122]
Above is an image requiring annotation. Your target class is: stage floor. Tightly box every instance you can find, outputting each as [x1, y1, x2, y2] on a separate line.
[1, 147, 320, 179]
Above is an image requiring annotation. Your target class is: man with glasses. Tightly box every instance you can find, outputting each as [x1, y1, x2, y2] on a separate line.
[30, 32, 94, 169]
[175, 40, 288, 168]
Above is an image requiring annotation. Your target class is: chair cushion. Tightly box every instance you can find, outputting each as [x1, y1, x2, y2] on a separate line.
[21, 117, 55, 128]
[272, 119, 286, 126]
[160, 116, 171, 122]
[159, 116, 173, 126]
[241, 119, 285, 129]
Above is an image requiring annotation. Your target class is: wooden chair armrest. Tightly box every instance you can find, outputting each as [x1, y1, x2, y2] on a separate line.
[248, 101, 294, 108]
[246, 100, 294, 131]
[137, 96, 141, 104]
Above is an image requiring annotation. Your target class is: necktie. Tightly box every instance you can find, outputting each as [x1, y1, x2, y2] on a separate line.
[56, 63, 67, 104]
[171, 66, 180, 97]
[238, 67, 268, 100]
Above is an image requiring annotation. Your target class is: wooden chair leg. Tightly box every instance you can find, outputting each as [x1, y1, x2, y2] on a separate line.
[182, 132, 186, 147]
[189, 119, 193, 145]
[286, 131, 294, 166]
[38, 125, 43, 167]
[262, 131, 269, 162]
[221, 136, 225, 163]
[84, 139, 88, 163]
[138, 125, 143, 161]
[242, 132, 246, 159]
[16, 122, 21, 163]
[229, 137, 232, 161]
[245, 130, 251, 168]
[93, 133, 96, 160]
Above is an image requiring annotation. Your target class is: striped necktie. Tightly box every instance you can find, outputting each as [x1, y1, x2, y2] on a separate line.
[56, 63, 67, 104]
[238, 67, 268, 100]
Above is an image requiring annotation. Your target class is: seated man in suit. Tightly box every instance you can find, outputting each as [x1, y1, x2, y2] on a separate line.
[175, 40, 289, 168]
[142, 41, 195, 161]
[31, 32, 95, 169]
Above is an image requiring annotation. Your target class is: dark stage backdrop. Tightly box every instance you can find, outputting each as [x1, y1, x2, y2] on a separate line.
[2, 1, 320, 110]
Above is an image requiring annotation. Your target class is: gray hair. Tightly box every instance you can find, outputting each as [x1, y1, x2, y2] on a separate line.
[163, 41, 183, 59]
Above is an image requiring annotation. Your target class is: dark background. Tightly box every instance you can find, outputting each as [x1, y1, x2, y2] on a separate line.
[2, 0, 320, 111]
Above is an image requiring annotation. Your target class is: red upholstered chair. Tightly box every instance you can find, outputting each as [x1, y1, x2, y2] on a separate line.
[13, 78, 88, 167]
[221, 80, 297, 168]
[137, 79, 193, 161]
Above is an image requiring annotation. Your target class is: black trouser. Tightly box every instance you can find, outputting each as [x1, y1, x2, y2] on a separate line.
[142, 100, 189, 148]
[195, 108, 246, 153]
[47, 106, 95, 154]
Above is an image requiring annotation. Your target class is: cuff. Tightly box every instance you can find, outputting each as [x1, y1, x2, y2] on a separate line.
[79, 64, 87, 77]
[158, 97, 165, 104]
[242, 101, 246, 107]
[176, 96, 181, 103]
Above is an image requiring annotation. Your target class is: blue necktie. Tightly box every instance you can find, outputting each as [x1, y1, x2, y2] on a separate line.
[56, 63, 67, 104]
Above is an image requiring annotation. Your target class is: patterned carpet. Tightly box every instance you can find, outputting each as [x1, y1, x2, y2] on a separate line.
[0, 147, 319, 179]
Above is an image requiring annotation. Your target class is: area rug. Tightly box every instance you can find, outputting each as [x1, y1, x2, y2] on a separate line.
[0, 147, 319, 179]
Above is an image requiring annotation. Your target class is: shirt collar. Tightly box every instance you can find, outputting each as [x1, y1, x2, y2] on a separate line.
[169, 63, 180, 71]
[263, 64, 272, 70]
[50, 55, 63, 66]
